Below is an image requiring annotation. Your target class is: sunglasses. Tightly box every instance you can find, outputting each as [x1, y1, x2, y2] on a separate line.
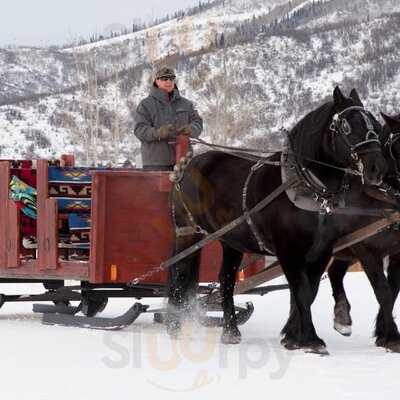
[159, 76, 176, 81]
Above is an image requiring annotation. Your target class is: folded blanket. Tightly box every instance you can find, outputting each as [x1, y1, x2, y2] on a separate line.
[9, 175, 37, 219]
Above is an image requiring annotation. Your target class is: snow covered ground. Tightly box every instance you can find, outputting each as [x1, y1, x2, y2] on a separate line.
[0, 273, 398, 399]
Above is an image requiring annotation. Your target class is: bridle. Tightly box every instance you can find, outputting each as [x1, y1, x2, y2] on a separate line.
[384, 131, 400, 178]
[329, 106, 381, 171]
[290, 105, 382, 203]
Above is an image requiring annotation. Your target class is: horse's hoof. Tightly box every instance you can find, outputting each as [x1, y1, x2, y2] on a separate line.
[280, 334, 295, 345]
[283, 341, 301, 351]
[385, 342, 400, 353]
[221, 330, 241, 345]
[280, 336, 289, 346]
[304, 345, 330, 356]
[334, 320, 352, 337]
[281, 337, 301, 350]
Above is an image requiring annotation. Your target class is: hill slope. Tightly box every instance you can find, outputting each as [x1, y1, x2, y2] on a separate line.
[1, 0, 400, 164]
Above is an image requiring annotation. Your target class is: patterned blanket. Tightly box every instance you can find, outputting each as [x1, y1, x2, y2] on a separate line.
[8, 165, 103, 253]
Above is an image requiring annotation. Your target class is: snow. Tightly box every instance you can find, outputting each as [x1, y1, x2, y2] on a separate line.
[2, 1, 400, 164]
[68, 0, 286, 54]
[1, 273, 399, 399]
[1, 2, 400, 396]
[284, 0, 330, 21]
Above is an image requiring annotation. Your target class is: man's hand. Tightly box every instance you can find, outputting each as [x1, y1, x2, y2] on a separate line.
[155, 124, 175, 140]
[177, 124, 192, 136]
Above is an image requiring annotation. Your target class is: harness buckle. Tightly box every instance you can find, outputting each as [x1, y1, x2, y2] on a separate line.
[357, 159, 365, 184]
[320, 199, 332, 215]
[195, 225, 207, 234]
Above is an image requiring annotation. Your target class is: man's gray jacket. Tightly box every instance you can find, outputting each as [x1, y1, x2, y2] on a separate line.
[134, 86, 203, 167]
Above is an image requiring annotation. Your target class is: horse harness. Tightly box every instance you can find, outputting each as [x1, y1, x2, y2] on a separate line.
[174, 106, 386, 249]
[384, 131, 400, 179]
[172, 152, 286, 254]
[283, 106, 383, 214]
[242, 161, 273, 252]
[173, 157, 280, 254]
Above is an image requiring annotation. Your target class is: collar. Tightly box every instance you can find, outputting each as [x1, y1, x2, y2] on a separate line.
[150, 86, 180, 104]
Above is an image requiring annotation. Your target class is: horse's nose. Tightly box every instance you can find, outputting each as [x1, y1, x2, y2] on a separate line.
[371, 162, 379, 176]
[369, 157, 387, 185]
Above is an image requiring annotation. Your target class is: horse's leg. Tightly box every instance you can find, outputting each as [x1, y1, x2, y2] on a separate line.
[219, 243, 243, 344]
[375, 255, 400, 350]
[166, 234, 201, 338]
[280, 292, 300, 348]
[279, 252, 329, 354]
[387, 256, 400, 303]
[282, 256, 330, 347]
[355, 247, 400, 352]
[328, 259, 353, 336]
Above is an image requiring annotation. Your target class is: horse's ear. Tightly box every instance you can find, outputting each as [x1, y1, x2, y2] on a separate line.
[333, 86, 347, 110]
[349, 88, 364, 107]
[381, 112, 400, 129]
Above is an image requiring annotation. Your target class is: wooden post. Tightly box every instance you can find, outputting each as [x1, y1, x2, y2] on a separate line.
[61, 154, 75, 167]
[89, 174, 107, 283]
[0, 162, 21, 269]
[37, 160, 58, 270]
[175, 135, 190, 165]
[0, 162, 10, 268]
[5, 199, 20, 268]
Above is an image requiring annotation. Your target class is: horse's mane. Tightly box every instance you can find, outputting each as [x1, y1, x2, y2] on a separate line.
[382, 123, 392, 141]
[288, 101, 335, 161]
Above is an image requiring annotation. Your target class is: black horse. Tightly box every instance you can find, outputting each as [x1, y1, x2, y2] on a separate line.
[167, 87, 387, 355]
[329, 111, 400, 352]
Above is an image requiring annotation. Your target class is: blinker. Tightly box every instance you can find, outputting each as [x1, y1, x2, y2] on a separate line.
[341, 119, 352, 135]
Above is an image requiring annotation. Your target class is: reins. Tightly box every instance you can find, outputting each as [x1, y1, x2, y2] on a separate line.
[191, 137, 362, 176]
[191, 137, 281, 166]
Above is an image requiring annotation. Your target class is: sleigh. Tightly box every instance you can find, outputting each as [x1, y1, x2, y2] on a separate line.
[0, 144, 286, 329]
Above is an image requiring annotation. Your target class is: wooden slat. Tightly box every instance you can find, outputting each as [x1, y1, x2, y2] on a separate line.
[0, 260, 88, 280]
[5, 200, 20, 268]
[61, 154, 75, 167]
[234, 212, 400, 293]
[37, 160, 59, 271]
[333, 212, 400, 253]
[37, 160, 48, 270]
[45, 198, 58, 270]
[234, 262, 283, 295]
[0, 162, 10, 268]
[348, 262, 363, 272]
[90, 174, 107, 283]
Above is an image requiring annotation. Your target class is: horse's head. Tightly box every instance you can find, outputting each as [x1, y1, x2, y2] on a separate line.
[381, 112, 400, 178]
[329, 87, 387, 186]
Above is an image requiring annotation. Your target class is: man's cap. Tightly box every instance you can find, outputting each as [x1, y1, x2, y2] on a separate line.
[154, 67, 176, 80]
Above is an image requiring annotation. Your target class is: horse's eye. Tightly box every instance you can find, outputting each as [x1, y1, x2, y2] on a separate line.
[341, 119, 351, 135]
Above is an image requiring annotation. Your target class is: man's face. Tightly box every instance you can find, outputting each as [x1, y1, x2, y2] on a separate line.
[156, 77, 175, 93]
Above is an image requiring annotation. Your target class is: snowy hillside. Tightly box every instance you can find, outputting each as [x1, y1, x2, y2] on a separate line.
[1, 0, 400, 164]
[1, 274, 399, 399]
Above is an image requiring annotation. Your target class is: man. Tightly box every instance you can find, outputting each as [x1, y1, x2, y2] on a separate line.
[134, 66, 203, 171]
